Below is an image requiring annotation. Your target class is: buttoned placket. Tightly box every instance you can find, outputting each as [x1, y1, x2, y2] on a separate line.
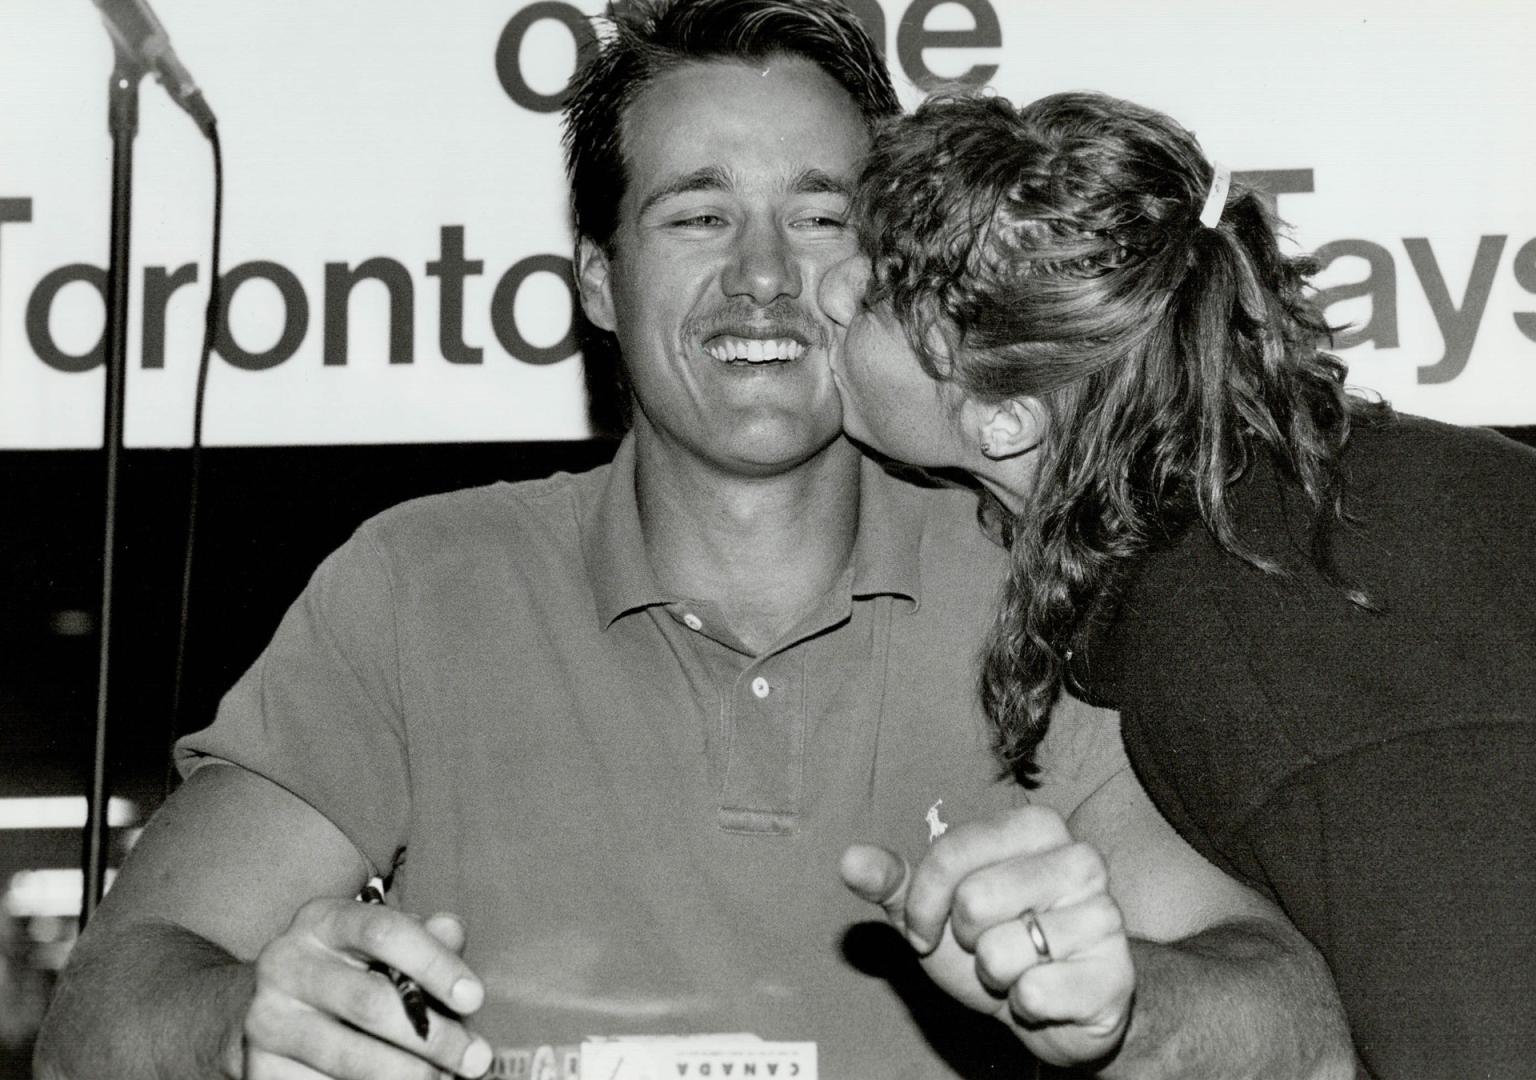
[716, 649, 806, 834]
[661, 597, 851, 835]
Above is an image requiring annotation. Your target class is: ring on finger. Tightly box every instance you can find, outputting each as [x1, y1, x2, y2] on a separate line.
[1020, 907, 1053, 964]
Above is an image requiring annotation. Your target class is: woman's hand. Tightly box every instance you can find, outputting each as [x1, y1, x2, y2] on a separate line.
[841, 804, 1135, 1069]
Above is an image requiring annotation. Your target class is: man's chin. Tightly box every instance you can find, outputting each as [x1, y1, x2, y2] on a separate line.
[714, 424, 853, 477]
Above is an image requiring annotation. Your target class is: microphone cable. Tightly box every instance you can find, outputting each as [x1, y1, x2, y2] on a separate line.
[162, 122, 222, 803]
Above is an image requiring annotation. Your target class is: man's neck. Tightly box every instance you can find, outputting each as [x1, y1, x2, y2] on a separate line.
[634, 434, 864, 655]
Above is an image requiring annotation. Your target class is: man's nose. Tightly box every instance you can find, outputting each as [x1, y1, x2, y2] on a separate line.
[819, 255, 869, 328]
[722, 221, 801, 304]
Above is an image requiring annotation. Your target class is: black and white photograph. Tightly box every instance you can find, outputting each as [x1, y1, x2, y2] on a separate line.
[2, 2, 1532, 1077]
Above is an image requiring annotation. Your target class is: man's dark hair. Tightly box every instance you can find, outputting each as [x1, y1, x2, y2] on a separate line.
[561, 0, 898, 435]
[562, 0, 899, 254]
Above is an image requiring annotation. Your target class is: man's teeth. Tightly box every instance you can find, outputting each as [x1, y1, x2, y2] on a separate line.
[705, 337, 806, 363]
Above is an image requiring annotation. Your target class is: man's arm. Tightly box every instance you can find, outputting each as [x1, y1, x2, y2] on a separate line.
[34, 764, 492, 1080]
[841, 766, 1353, 1078]
[1072, 767, 1354, 1079]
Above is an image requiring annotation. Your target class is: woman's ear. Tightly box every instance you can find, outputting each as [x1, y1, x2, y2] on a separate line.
[966, 397, 1046, 459]
[576, 238, 617, 332]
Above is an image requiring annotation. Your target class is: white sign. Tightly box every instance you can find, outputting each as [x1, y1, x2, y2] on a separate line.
[1, 0, 1532, 448]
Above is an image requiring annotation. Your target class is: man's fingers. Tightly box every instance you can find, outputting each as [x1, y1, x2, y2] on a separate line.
[248, 999, 462, 1080]
[1007, 946, 1135, 1033]
[906, 805, 1073, 951]
[423, 912, 468, 955]
[322, 964, 489, 1072]
[949, 841, 1109, 950]
[972, 894, 1124, 994]
[839, 843, 912, 932]
[245, 1046, 337, 1080]
[315, 900, 485, 1016]
[251, 950, 492, 1078]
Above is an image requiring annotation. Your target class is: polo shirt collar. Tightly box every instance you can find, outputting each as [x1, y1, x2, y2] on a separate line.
[847, 453, 924, 606]
[583, 436, 925, 629]
[583, 436, 660, 628]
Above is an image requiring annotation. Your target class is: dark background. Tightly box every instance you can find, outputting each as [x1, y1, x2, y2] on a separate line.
[6, 424, 1534, 855]
[0, 438, 624, 883]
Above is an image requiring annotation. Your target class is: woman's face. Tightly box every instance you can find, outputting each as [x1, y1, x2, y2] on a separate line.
[818, 255, 972, 468]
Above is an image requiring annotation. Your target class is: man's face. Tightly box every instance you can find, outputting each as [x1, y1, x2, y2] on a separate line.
[577, 57, 869, 476]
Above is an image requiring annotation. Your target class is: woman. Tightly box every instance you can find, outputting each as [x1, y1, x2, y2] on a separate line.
[821, 90, 1536, 1078]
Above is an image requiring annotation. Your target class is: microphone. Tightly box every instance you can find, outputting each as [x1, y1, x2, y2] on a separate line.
[91, 0, 217, 136]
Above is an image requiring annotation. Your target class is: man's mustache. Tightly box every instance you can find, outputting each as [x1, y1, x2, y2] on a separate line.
[684, 298, 831, 352]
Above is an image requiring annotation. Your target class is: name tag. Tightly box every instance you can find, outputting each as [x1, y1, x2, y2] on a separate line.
[579, 1035, 817, 1080]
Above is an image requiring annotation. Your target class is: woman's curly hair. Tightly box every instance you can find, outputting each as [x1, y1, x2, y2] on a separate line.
[853, 90, 1386, 784]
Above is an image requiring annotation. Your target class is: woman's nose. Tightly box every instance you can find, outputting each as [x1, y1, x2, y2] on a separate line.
[818, 255, 871, 328]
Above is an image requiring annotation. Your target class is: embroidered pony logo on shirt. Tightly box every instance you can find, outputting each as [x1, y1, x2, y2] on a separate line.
[925, 800, 948, 841]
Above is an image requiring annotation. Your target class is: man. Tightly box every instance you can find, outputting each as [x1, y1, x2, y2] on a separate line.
[35, 3, 1352, 1078]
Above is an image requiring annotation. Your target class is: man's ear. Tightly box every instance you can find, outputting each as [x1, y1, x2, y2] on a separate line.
[964, 396, 1047, 459]
[576, 237, 617, 332]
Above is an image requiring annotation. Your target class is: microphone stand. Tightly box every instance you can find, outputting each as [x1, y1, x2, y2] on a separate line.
[81, 40, 145, 929]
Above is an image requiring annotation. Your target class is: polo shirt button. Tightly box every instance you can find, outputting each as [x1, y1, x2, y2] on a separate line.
[683, 612, 703, 631]
[751, 676, 770, 698]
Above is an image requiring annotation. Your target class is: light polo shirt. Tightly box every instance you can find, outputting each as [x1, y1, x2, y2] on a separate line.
[178, 435, 1126, 1080]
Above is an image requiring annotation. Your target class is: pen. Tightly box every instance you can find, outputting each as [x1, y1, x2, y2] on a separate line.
[358, 876, 432, 1040]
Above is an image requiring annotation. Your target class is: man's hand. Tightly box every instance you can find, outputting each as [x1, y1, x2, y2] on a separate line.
[840, 804, 1135, 1069]
[242, 897, 494, 1080]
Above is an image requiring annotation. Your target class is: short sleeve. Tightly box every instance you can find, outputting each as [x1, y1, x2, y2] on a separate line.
[175, 526, 410, 875]
[1030, 693, 1131, 818]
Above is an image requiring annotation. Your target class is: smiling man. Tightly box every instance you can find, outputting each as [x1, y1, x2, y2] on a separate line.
[37, 3, 1352, 1079]
[576, 54, 864, 498]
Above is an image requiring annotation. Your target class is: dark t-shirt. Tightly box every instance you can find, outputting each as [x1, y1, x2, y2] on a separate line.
[1079, 414, 1536, 1078]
